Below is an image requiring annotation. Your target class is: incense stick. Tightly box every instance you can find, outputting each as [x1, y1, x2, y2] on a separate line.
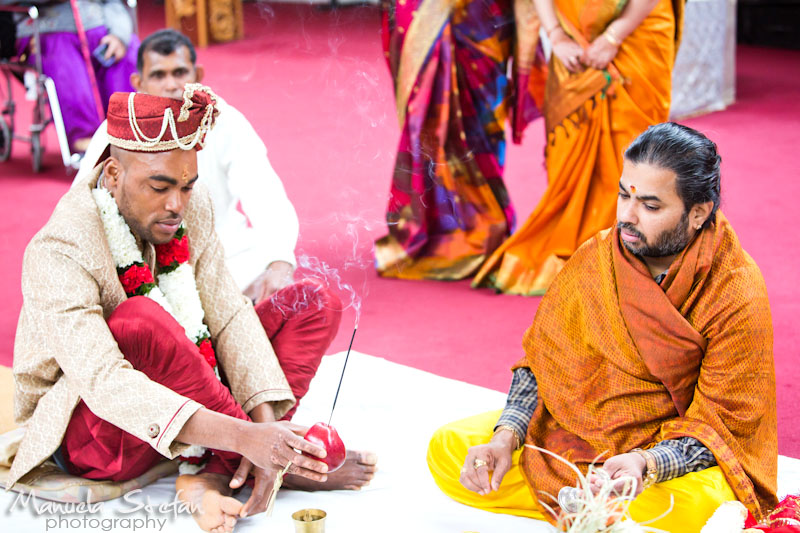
[264, 325, 357, 516]
[328, 325, 357, 426]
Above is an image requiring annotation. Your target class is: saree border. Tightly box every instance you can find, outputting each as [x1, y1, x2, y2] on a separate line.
[395, 0, 454, 125]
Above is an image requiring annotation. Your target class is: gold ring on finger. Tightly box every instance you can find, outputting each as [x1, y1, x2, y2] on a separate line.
[473, 458, 488, 470]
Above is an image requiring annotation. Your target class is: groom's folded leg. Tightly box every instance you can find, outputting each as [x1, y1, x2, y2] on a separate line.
[61, 297, 250, 481]
[256, 279, 342, 420]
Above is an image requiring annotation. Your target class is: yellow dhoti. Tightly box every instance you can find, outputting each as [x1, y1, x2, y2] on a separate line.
[427, 410, 738, 531]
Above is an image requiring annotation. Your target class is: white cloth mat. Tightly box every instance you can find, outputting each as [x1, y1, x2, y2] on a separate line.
[3, 351, 798, 533]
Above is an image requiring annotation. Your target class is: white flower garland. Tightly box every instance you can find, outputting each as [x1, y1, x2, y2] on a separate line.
[92, 187, 211, 344]
[93, 186, 212, 474]
[700, 501, 747, 533]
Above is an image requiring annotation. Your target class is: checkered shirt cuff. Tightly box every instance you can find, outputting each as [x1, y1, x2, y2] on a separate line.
[649, 437, 717, 483]
[495, 367, 539, 444]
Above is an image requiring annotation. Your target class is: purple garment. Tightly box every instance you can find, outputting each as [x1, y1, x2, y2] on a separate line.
[18, 27, 139, 149]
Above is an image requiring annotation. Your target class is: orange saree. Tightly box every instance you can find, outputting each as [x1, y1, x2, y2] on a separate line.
[473, 0, 684, 294]
[514, 213, 777, 521]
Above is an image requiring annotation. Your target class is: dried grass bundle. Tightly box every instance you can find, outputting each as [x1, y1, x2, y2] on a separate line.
[524, 445, 673, 533]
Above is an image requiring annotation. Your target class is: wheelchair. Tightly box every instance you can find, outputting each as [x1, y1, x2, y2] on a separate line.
[1, 1, 138, 173]
[1, 4, 88, 173]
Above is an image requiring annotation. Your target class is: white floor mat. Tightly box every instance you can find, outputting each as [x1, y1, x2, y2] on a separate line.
[3, 351, 799, 533]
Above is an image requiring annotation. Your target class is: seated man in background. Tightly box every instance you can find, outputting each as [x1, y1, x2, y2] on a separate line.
[10, 0, 139, 152]
[10, 88, 374, 533]
[427, 123, 776, 532]
[77, 28, 343, 426]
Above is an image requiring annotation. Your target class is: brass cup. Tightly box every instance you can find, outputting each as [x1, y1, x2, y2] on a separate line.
[291, 508, 327, 533]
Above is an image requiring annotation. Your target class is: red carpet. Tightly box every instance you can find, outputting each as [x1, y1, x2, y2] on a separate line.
[1, 3, 798, 456]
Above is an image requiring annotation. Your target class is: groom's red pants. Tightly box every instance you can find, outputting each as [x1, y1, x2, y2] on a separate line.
[60, 280, 342, 481]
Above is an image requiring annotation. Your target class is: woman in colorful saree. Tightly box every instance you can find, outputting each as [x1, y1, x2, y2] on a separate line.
[374, 0, 544, 280]
[472, 0, 684, 294]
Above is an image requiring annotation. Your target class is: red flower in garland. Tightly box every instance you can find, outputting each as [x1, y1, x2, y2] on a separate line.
[156, 234, 190, 268]
[119, 264, 155, 295]
[198, 338, 216, 368]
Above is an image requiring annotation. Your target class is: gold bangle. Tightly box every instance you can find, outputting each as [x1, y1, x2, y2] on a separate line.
[494, 425, 522, 450]
[632, 448, 657, 489]
[602, 30, 621, 47]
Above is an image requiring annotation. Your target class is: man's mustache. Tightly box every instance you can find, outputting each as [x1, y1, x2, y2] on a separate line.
[617, 222, 646, 242]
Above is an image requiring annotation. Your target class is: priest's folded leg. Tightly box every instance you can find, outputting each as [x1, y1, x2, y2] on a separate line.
[427, 410, 546, 519]
[427, 410, 737, 531]
[627, 467, 737, 531]
[255, 279, 343, 420]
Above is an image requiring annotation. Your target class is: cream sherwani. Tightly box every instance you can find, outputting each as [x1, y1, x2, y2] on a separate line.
[7, 168, 295, 489]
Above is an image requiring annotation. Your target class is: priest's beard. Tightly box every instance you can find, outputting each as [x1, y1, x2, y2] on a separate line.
[618, 212, 691, 258]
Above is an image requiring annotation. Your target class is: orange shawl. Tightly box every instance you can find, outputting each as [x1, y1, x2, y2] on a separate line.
[516, 212, 777, 520]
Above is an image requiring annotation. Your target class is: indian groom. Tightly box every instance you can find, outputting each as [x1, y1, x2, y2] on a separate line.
[75, 29, 340, 425]
[428, 123, 776, 532]
[9, 86, 375, 533]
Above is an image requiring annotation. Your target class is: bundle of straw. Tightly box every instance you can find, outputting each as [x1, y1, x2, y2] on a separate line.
[524, 445, 673, 533]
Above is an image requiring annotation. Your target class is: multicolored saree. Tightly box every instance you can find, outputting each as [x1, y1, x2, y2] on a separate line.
[473, 0, 684, 294]
[375, 0, 544, 280]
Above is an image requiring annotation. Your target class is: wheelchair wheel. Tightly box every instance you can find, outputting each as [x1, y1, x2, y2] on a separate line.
[0, 113, 10, 162]
[31, 130, 42, 172]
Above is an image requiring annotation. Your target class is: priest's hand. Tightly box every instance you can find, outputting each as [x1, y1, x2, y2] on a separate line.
[99, 34, 127, 62]
[460, 430, 516, 495]
[588, 452, 647, 496]
[244, 261, 296, 304]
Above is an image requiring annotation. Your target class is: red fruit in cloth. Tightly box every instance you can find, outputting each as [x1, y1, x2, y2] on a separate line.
[303, 422, 346, 472]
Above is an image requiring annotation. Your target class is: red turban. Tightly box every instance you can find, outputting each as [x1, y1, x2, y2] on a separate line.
[106, 84, 218, 152]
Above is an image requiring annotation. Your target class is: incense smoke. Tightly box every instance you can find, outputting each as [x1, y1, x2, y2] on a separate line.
[269, 211, 383, 330]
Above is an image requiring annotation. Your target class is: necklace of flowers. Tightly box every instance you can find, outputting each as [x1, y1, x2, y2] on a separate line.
[93, 185, 214, 473]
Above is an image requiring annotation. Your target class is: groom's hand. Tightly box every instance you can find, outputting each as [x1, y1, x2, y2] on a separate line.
[229, 458, 275, 517]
